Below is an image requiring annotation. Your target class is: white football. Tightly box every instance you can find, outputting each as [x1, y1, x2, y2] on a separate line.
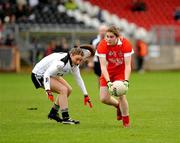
[112, 81, 128, 96]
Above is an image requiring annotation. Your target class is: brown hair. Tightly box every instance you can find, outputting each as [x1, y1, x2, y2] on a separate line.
[69, 48, 84, 56]
[79, 44, 95, 56]
[106, 25, 120, 37]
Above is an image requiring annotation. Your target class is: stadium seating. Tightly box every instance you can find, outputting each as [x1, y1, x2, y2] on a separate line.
[18, 3, 87, 29]
[88, 0, 180, 42]
[88, 0, 180, 30]
[1, 0, 179, 43]
[0, 1, 92, 30]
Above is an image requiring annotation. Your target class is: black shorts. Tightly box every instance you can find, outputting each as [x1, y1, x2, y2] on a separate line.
[31, 73, 44, 89]
[93, 61, 101, 77]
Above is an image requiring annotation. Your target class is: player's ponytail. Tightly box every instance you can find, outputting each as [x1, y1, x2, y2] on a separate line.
[72, 44, 95, 59]
[79, 44, 95, 57]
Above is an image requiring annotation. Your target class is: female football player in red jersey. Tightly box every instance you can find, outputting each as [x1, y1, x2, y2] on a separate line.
[96, 25, 134, 128]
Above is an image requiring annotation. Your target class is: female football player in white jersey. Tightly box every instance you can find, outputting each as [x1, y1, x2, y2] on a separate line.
[31, 45, 94, 124]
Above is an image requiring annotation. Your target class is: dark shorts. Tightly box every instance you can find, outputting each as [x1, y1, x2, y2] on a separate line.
[31, 73, 44, 89]
[93, 61, 101, 77]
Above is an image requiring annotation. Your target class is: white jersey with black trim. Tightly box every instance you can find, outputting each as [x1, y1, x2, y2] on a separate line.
[32, 52, 88, 95]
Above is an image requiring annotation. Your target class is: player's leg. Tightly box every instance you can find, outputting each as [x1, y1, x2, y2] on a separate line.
[119, 95, 130, 127]
[31, 73, 62, 122]
[50, 77, 72, 116]
[54, 77, 77, 124]
[56, 76, 72, 97]
[47, 77, 65, 122]
[99, 76, 122, 120]
[49, 77, 79, 124]
[100, 86, 122, 120]
[100, 87, 119, 106]
[116, 98, 122, 120]
[99, 76, 118, 106]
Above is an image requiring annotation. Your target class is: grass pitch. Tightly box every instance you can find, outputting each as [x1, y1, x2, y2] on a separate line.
[0, 71, 179, 143]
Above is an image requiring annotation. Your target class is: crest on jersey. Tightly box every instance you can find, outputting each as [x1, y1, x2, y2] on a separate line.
[108, 51, 114, 56]
[118, 51, 123, 57]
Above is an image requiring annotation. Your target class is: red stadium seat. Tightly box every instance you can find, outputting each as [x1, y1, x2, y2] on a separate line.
[88, 0, 180, 42]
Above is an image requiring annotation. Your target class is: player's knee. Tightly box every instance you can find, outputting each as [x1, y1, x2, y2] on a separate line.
[67, 86, 72, 96]
[57, 86, 68, 95]
[63, 87, 69, 94]
[100, 95, 108, 103]
[119, 95, 126, 100]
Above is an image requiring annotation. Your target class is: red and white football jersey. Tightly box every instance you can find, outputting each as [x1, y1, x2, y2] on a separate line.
[96, 37, 134, 75]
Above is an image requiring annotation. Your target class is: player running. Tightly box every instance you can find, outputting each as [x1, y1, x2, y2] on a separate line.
[96, 25, 134, 128]
[31, 45, 94, 125]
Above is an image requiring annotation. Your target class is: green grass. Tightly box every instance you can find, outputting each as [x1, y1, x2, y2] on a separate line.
[0, 71, 180, 143]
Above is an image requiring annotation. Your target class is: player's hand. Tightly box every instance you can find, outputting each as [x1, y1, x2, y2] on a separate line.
[107, 81, 115, 95]
[123, 80, 129, 88]
[84, 95, 93, 108]
[46, 90, 54, 102]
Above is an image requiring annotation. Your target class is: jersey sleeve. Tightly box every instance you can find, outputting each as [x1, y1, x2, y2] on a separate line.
[96, 40, 107, 58]
[43, 61, 64, 90]
[72, 66, 88, 95]
[123, 38, 134, 57]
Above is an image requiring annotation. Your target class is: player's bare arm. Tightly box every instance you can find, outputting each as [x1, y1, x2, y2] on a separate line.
[99, 57, 110, 82]
[124, 56, 132, 81]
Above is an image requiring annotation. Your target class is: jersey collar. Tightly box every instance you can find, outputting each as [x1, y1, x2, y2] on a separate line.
[117, 38, 122, 45]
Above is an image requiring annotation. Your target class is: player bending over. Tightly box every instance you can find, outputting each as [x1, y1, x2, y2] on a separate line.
[31, 45, 94, 124]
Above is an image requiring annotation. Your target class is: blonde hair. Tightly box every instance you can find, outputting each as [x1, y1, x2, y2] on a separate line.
[69, 48, 84, 56]
[106, 25, 120, 37]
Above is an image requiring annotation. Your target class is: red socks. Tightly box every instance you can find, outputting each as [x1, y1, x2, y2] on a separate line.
[122, 116, 130, 128]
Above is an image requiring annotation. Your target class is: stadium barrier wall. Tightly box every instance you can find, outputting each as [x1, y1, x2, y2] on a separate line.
[144, 45, 180, 70]
[0, 46, 20, 72]
[4, 24, 179, 71]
